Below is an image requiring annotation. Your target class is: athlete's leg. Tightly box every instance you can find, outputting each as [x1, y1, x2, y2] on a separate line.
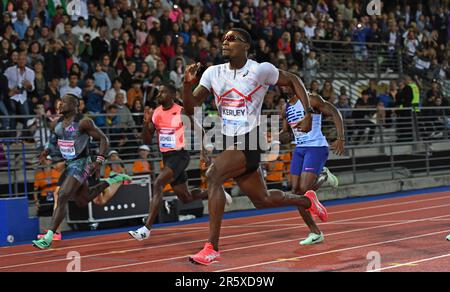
[144, 167, 175, 229]
[92, 182, 122, 206]
[172, 182, 208, 203]
[52, 187, 63, 234]
[236, 168, 312, 210]
[204, 150, 250, 251]
[50, 176, 83, 232]
[292, 174, 321, 235]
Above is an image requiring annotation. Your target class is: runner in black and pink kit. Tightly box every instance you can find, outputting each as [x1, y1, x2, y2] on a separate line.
[183, 28, 328, 265]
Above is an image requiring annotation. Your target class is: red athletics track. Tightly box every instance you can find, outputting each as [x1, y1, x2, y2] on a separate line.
[1, 190, 450, 272]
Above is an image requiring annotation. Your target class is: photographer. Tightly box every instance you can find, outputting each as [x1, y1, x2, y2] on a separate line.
[78, 33, 93, 75]
[3, 51, 35, 132]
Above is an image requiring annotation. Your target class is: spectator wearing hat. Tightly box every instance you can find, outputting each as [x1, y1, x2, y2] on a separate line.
[104, 150, 128, 178]
[132, 145, 152, 175]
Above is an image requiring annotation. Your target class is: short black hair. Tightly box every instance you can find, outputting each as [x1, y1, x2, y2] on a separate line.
[161, 82, 177, 96]
[228, 28, 252, 45]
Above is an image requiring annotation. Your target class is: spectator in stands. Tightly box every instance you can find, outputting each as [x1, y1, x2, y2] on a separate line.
[104, 150, 128, 177]
[91, 25, 110, 61]
[309, 80, 320, 94]
[395, 77, 415, 142]
[426, 79, 444, 103]
[170, 57, 185, 90]
[32, 60, 47, 100]
[104, 78, 126, 108]
[93, 62, 112, 93]
[26, 105, 51, 149]
[0, 73, 10, 132]
[83, 77, 104, 114]
[335, 94, 352, 120]
[119, 61, 136, 91]
[320, 80, 336, 104]
[131, 99, 144, 127]
[43, 77, 60, 113]
[304, 51, 319, 86]
[4, 52, 35, 131]
[132, 145, 152, 175]
[59, 22, 79, 48]
[33, 155, 61, 216]
[59, 72, 82, 98]
[127, 80, 144, 109]
[352, 91, 376, 144]
[101, 54, 117, 84]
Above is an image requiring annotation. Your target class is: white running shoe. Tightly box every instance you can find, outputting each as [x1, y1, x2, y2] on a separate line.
[323, 167, 339, 188]
[223, 187, 233, 206]
[128, 226, 150, 241]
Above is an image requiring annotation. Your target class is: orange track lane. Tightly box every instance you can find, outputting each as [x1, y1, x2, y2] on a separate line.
[1, 191, 450, 272]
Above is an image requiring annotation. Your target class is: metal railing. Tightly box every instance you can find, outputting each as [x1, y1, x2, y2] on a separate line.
[306, 40, 403, 80]
[1, 107, 450, 197]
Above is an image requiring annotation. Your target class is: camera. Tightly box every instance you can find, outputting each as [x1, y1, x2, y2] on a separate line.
[17, 84, 25, 94]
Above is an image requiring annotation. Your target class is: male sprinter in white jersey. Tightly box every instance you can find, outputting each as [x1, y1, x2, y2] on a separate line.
[32, 94, 131, 249]
[183, 28, 328, 265]
[128, 83, 232, 241]
[281, 91, 345, 245]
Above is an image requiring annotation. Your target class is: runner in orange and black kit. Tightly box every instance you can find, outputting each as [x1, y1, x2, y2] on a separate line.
[128, 83, 232, 241]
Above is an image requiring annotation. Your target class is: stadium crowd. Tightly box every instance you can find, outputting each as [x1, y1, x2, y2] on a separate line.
[0, 0, 448, 149]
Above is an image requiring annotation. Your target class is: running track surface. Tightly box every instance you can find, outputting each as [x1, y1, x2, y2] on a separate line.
[1, 189, 450, 272]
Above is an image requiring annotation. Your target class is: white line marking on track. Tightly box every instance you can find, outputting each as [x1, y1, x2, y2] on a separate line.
[369, 253, 450, 272]
[83, 214, 450, 272]
[2, 201, 450, 270]
[214, 229, 450, 272]
[2, 192, 449, 259]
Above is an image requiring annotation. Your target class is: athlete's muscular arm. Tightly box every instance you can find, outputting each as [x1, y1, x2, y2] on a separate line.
[183, 63, 210, 116]
[80, 118, 109, 174]
[310, 94, 345, 156]
[276, 71, 312, 132]
[142, 107, 156, 145]
[279, 103, 292, 144]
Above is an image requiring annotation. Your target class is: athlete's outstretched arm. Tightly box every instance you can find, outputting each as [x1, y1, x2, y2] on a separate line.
[310, 94, 345, 156]
[183, 63, 210, 116]
[276, 71, 312, 132]
[142, 107, 156, 145]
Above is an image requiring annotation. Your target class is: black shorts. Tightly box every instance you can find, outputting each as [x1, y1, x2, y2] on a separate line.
[220, 127, 268, 178]
[162, 149, 190, 186]
[57, 164, 100, 187]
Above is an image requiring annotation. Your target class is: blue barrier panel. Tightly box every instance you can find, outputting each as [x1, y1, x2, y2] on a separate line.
[0, 197, 39, 246]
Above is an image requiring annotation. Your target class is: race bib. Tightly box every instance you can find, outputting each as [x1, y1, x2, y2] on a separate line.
[58, 139, 76, 159]
[292, 128, 308, 145]
[46, 192, 54, 202]
[159, 132, 176, 149]
[222, 105, 248, 126]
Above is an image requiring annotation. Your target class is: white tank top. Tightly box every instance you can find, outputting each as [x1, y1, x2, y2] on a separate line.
[199, 59, 279, 136]
[286, 99, 328, 148]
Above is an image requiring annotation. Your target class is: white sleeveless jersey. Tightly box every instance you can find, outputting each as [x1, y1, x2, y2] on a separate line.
[199, 59, 279, 136]
[286, 99, 328, 148]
